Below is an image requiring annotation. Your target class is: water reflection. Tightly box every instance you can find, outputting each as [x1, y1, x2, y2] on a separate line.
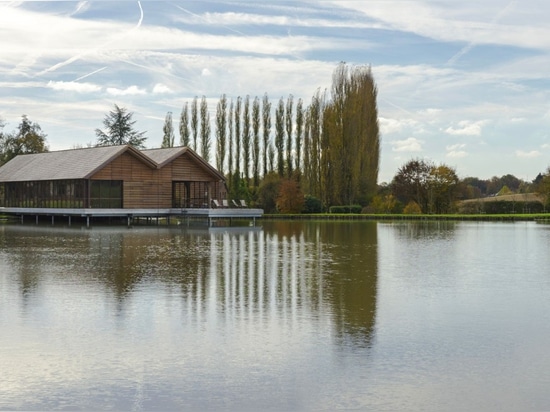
[0, 221, 378, 350]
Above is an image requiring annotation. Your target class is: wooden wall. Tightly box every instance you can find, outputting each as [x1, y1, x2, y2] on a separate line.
[90, 151, 225, 208]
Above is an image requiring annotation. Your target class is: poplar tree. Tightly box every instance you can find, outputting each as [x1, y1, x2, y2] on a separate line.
[234, 97, 242, 178]
[228, 100, 234, 181]
[179, 102, 190, 147]
[295, 98, 304, 176]
[199, 96, 211, 162]
[242, 95, 251, 183]
[252, 96, 261, 187]
[275, 97, 285, 177]
[285, 95, 293, 177]
[262, 93, 271, 177]
[321, 63, 380, 206]
[215, 94, 228, 173]
[190, 96, 198, 151]
[162, 111, 175, 148]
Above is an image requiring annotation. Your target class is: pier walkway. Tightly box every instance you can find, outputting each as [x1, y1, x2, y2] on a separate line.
[0, 207, 263, 227]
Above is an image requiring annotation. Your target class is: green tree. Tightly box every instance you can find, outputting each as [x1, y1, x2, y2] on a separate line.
[162, 111, 175, 148]
[215, 94, 228, 173]
[179, 102, 190, 147]
[95, 104, 147, 148]
[258, 171, 282, 213]
[252, 96, 261, 187]
[242, 95, 251, 183]
[392, 159, 432, 213]
[262, 93, 272, 176]
[234, 96, 242, 177]
[285, 94, 293, 177]
[275, 97, 285, 177]
[393, 159, 459, 214]
[190, 96, 199, 151]
[295, 98, 304, 177]
[200, 96, 211, 162]
[228, 100, 234, 188]
[0, 115, 49, 164]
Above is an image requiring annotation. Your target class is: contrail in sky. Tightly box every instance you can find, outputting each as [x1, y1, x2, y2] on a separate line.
[446, 0, 516, 66]
[36, 1, 143, 77]
[74, 66, 107, 82]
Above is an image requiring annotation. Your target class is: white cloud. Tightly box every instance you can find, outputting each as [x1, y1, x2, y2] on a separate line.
[445, 120, 486, 136]
[47, 80, 101, 93]
[446, 143, 466, 151]
[447, 150, 468, 158]
[516, 150, 541, 158]
[106, 85, 147, 96]
[392, 137, 423, 152]
[152, 83, 173, 94]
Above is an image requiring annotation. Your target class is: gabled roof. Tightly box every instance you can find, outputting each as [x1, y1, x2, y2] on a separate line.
[142, 146, 225, 180]
[0, 145, 157, 182]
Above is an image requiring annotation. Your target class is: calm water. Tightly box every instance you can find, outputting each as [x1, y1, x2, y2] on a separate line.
[1, 220, 550, 411]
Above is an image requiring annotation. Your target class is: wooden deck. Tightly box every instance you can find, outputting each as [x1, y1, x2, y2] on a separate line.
[0, 207, 263, 227]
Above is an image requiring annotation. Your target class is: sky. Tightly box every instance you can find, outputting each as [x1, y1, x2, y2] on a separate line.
[1, 1, 549, 183]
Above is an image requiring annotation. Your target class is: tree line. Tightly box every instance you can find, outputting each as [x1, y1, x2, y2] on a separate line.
[159, 62, 381, 212]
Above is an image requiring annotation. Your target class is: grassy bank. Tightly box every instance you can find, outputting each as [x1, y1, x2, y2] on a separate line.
[262, 213, 550, 222]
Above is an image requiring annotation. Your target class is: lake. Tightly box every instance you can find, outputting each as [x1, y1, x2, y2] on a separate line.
[1, 220, 550, 411]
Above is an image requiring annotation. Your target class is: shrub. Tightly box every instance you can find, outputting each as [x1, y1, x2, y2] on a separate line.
[329, 205, 362, 214]
[303, 195, 323, 213]
[403, 200, 422, 214]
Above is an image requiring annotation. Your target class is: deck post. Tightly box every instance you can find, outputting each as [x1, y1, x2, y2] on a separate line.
[86, 215, 90, 228]
[68, 216, 71, 226]
[127, 215, 131, 227]
[36, 215, 38, 225]
[52, 215, 54, 225]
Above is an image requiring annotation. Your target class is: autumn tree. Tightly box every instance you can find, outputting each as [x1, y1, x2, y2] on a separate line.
[162, 111, 175, 148]
[95, 104, 146, 148]
[276, 178, 305, 214]
[190, 96, 199, 151]
[429, 164, 459, 213]
[392, 159, 459, 213]
[215, 94, 228, 173]
[321, 63, 380, 207]
[179, 102, 190, 147]
[200, 96, 211, 162]
[0, 115, 49, 164]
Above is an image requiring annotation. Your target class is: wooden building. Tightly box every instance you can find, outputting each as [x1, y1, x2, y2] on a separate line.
[0, 145, 227, 210]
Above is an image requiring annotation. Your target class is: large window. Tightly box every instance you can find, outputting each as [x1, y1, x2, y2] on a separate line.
[2, 180, 86, 208]
[172, 181, 209, 208]
[90, 180, 122, 208]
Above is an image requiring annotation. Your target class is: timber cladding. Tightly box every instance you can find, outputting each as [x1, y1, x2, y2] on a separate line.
[89, 149, 225, 209]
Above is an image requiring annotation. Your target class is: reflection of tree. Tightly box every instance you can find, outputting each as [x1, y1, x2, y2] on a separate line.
[391, 221, 457, 239]
[2, 222, 378, 350]
[314, 222, 378, 348]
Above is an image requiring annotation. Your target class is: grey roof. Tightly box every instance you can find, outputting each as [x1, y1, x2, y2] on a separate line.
[0, 145, 154, 182]
[141, 147, 186, 166]
[0, 144, 225, 183]
[142, 146, 225, 180]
